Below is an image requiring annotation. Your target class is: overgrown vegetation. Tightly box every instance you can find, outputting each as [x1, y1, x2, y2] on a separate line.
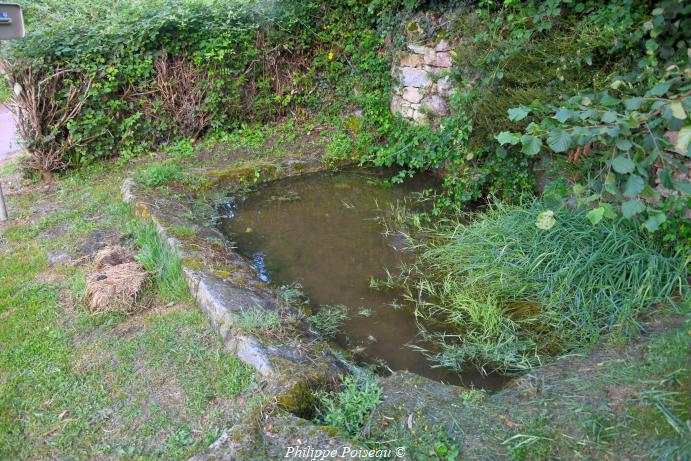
[394, 201, 688, 374]
[4, 0, 687, 246]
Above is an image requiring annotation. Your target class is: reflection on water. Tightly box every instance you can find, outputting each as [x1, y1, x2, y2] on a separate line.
[220, 169, 507, 390]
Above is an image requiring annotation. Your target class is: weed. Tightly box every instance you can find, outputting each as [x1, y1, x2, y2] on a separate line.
[314, 374, 382, 438]
[235, 308, 283, 336]
[307, 304, 349, 338]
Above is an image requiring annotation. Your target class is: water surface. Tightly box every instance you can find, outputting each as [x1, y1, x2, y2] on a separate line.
[220, 169, 506, 390]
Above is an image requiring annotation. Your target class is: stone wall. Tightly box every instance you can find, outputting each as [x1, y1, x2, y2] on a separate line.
[390, 38, 455, 125]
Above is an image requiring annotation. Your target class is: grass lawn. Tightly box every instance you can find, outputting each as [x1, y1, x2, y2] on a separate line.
[0, 160, 256, 459]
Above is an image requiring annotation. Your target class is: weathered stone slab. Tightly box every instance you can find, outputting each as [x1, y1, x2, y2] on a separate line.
[434, 51, 452, 67]
[421, 95, 449, 116]
[407, 43, 429, 54]
[399, 53, 424, 67]
[401, 86, 424, 104]
[399, 67, 432, 88]
[121, 175, 348, 413]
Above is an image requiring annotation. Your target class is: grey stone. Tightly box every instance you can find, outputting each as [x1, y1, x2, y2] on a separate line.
[421, 95, 449, 116]
[401, 86, 424, 104]
[412, 109, 429, 125]
[435, 39, 452, 51]
[437, 76, 454, 97]
[434, 51, 452, 68]
[390, 95, 414, 118]
[399, 67, 432, 88]
[407, 44, 429, 54]
[423, 48, 437, 65]
[424, 65, 445, 75]
[47, 252, 71, 266]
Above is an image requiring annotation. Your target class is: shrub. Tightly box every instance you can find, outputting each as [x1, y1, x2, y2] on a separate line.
[2, 0, 325, 171]
[398, 201, 688, 374]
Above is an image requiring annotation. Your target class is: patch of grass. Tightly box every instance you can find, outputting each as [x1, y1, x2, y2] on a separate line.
[136, 161, 183, 187]
[307, 304, 349, 338]
[170, 224, 197, 239]
[0, 164, 256, 459]
[234, 308, 283, 336]
[314, 374, 382, 438]
[127, 218, 188, 302]
[399, 201, 688, 374]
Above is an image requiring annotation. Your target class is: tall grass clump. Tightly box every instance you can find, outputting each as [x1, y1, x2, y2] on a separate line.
[127, 220, 188, 302]
[400, 201, 688, 375]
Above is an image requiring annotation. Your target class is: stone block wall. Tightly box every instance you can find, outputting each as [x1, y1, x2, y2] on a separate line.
[390, 39, 455, 125]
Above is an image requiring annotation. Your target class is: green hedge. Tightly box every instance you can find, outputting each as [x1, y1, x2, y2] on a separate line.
[3, 0, 342, 168]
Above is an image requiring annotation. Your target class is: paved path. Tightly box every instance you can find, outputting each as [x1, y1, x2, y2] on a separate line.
[0, 104, 20, 163]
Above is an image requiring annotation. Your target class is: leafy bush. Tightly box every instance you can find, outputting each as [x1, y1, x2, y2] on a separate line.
[315, 374, 382, 438]
[397, 201, 688, 374]
[490, 0, 690, 245]
[2, 0, 328, 171]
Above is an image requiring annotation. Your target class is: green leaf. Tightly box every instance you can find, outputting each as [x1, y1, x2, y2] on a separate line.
[535, 210, 556, 230]
[643, 213, 666, 232]
[659, 168, 674, 188]
[623, 174, 645, 197]
[600, 94, 619, 107]
[508, 106, 530, 122]
[611, 156, 635, 174]
[520, 135, 542, 156]
[624, 97, 645, 111]
[673, 180, 691, 195]
[601, 203, 617, 219]
[546, 130, 572, 153]
[601, 111, 618, 123]
[496, 131, 520, 145]
[669, 101, 687, 120]
[675, 125, 691, 153]
[553, 107, 572, 123]
[572, 183, 585, 196]
[615, 138, 632, 151]
[621, 200, 645, 219]
[645, 39, 659, 52]
[586, 207, 605, 225]
[647, 80, 672, 97]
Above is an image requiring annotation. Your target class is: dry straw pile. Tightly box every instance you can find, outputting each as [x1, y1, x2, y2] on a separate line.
[85, 245, 148, 313]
